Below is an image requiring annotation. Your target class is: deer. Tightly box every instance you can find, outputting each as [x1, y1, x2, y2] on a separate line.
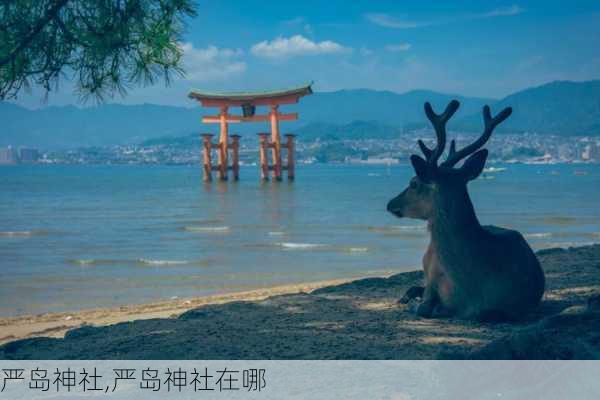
[387, 100, 545, 321]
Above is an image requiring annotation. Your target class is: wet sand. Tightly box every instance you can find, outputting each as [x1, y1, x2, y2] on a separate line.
[0, 278, 359, 346]
[1, 245, 600, 359]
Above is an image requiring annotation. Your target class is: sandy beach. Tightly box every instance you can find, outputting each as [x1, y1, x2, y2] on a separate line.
[1, 245, 600, 359]
[0, 278, 358, 346]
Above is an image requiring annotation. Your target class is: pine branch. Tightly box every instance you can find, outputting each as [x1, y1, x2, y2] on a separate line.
[0, 0, 70, 67]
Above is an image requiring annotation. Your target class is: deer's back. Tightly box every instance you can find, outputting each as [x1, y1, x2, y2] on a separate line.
[476, 225, 545, 312]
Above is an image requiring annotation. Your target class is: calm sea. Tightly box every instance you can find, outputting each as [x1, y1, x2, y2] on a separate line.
[1, 163, 600, 316]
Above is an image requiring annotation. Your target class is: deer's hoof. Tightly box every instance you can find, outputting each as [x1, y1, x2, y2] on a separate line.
[432, 304, 453, 318]
[399, 286, 424, 304]
[416, 301, 434, 318]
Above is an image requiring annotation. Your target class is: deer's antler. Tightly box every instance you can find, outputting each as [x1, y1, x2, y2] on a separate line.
[419, 100, 460, 167]
[442, 105, 512, 168]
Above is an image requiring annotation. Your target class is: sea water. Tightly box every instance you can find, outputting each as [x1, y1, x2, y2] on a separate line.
[1, 163, 599, 316]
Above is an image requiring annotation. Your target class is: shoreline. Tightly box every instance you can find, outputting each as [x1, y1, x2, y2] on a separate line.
[1, 245, 600, 359]
[0, 274, 395, 346]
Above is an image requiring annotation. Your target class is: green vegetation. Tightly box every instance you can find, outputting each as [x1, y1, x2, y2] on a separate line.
[0, 0, 196, 101]
[305, 143, 359, 163]
[503, 146, 544, 160]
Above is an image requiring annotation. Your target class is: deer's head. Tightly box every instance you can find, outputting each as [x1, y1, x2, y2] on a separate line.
[387, 100, 512, 220]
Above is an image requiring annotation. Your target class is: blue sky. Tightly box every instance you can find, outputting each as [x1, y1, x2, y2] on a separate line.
[14, 0, 600, 108]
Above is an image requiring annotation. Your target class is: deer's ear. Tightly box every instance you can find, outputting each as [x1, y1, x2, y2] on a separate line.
[460, 149, 488, 181]
[410, 155, 434, 183]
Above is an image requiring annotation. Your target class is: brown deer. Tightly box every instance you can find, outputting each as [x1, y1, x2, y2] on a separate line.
[387, 100, 545, 320]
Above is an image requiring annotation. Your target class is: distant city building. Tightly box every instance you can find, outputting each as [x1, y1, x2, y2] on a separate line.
[581, 145, 592, 161]
[19, 147, 40, 163]
[0, 146, 19, 164]
[12, 133, 600, 165]
[557, 144, 575, 161]
[582, 143, 600, 162]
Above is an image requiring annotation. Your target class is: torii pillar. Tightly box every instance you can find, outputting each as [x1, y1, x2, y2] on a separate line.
[270, 105, 282, 181]
[218, 106, 229, 181]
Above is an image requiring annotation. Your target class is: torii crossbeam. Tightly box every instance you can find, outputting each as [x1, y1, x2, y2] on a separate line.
[188, 83, 313, 182]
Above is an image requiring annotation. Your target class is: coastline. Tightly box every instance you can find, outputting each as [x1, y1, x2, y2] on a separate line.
[2, 245, 600, 359]
[0, 276, 384, 346]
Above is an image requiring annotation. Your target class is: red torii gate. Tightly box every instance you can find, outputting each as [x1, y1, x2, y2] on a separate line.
[188, 83, 313, 182]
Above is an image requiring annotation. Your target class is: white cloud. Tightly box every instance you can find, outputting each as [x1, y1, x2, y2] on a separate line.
[482, 5, 524, 17]
[359, 46, 373, 56]
[250, 35, 351, 59]
[385, 43, 412, 52]
[365, 13, 424, 29]
[366, 5, 524, 29]
[180, 43, 246, 81]
[281, 17, 313, 35]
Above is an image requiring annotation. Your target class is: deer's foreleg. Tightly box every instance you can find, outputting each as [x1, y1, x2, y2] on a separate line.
[415, 285, 439, 318]
[399, 286, 424, 304]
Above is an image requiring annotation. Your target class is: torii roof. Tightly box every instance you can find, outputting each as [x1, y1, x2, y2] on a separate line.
[188, 82, 313, 107]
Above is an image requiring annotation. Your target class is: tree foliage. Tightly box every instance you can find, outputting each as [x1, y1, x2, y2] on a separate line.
[0, 0, 197, 101]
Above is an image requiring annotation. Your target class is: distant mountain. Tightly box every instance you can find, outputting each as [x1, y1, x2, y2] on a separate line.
[1, 80, 599, 148]
[299, 81, 600, 138]
[457, 80, 600, 135]
[0, 89, 490, 149]
[295, 120, 405, 141]
[0, 103, 201, 148]
[294, 89, 492, 128]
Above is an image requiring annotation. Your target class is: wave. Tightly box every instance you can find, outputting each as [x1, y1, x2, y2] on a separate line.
[0, 231, 33, 237]
[276, 242, 328, 250]
[525, 232, 600, 239]
[347, 247, 369, 253]
[0, 230, 47, 237]
[368, 225, 426, 233]
[483, 167, 507, 173]
[67, 258, 126, 266]
[268, 231, 286, 236]
[181, 219, 223, 225]
[137, 258, 189, 266]
[183, 226, 230, 233]
[525, 232, 553, 239]
[247, 242, 369, 254]
[68, 258, 190, 266]
[367, 225, 427, 236]
[392, 225, 427, 231]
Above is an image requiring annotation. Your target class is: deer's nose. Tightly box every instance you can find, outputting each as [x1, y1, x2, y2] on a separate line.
[386, 199, 399, 214]
[387, 197, 404, 217]
[386, 200, 394, 212]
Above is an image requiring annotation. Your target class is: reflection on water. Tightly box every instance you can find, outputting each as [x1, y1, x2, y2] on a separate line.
[0, 163, 600, 316]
